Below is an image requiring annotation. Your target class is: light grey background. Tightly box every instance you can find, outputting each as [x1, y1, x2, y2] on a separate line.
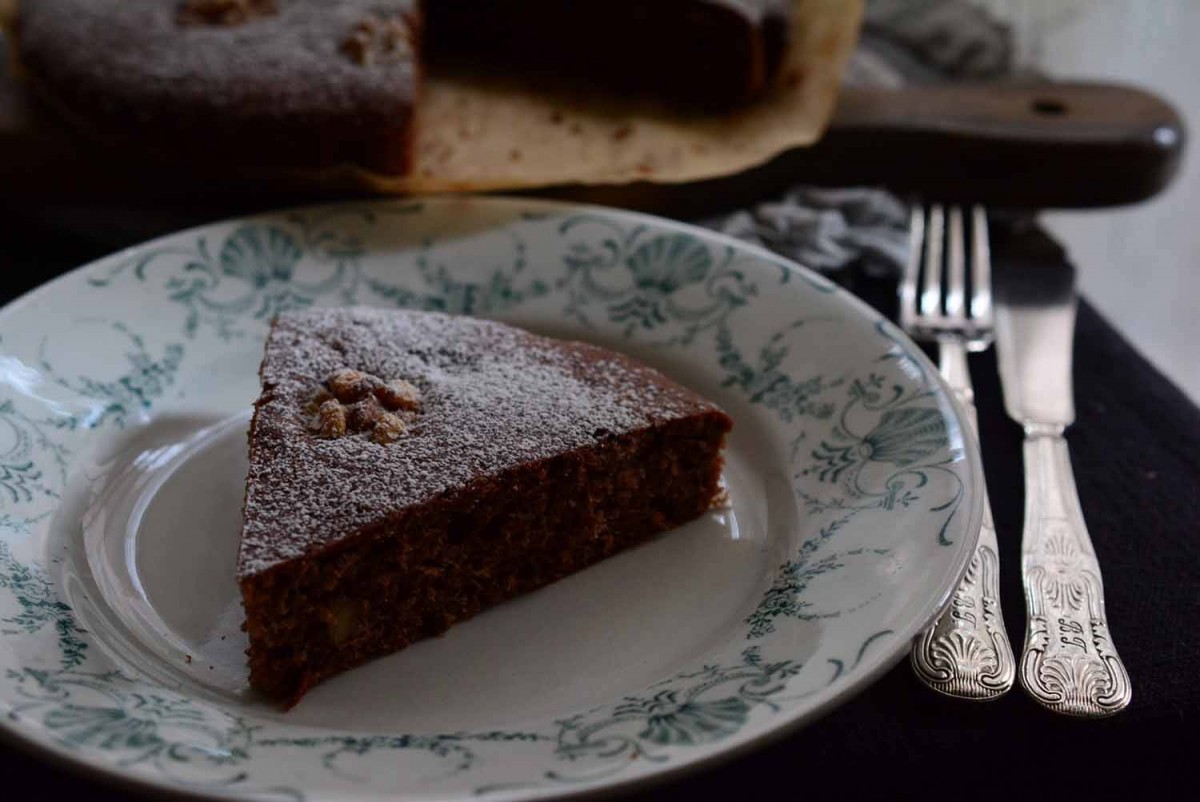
[982, 0, 1199, 401]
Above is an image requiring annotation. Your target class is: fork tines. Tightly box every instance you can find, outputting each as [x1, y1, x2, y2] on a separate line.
[902, 204, 993, 349]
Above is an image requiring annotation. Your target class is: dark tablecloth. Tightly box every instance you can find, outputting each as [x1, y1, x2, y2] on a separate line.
[0, 200, 1196, 799]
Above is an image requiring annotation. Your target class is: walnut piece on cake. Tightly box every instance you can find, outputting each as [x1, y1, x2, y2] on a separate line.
[341, 14, 416, 67]
[307, 368, 422, 442]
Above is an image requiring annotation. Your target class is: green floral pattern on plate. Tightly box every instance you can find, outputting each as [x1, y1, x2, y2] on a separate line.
[0, 199, 979, 801]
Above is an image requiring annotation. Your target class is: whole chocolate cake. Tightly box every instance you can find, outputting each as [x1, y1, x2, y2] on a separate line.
[14, 0, 792, 175]
[240, 308, 733, 704]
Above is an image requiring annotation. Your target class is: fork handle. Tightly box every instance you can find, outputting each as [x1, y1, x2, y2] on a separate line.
[911, 339, 1015, 699]
[1018, 431, 1131, 717]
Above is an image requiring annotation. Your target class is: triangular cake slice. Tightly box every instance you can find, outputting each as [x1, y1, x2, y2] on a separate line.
[239, 308, 733, 704]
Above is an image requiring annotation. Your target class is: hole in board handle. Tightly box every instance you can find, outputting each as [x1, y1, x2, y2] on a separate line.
[1031, 97, 1068, 116]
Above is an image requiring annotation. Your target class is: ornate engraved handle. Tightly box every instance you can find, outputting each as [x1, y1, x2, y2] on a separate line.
[911, 340, 1015, 700]
[1018, 432, 1131, 717]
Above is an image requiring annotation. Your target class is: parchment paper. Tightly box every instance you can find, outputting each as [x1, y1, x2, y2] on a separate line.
[0, 0, 862, 195]
[381, 0, 864, 192]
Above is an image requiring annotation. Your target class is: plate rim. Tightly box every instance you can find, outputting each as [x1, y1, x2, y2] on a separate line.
[0, 195, 984, 801]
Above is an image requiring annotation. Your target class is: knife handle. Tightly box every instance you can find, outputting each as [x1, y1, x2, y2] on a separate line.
[1018, 431, 1131, 717]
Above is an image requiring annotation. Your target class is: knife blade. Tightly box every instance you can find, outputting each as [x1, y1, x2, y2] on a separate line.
[994, 252, 1078, 428]
[994, 252, 1132, 718]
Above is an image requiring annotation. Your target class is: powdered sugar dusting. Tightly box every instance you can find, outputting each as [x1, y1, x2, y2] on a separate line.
[237, 308, 723, 577]
[19, 0, 417, 121]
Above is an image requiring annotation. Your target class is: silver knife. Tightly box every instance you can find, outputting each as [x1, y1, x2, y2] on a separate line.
[993, 255, 1131, 718]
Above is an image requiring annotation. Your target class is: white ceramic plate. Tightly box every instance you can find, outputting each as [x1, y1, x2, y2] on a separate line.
[0, 197, 981, 800]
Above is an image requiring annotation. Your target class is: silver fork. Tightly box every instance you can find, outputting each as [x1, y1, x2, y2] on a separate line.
[902, 205, 1016, 700]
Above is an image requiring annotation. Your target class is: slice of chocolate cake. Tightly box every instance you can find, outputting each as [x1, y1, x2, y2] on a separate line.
[239, 308, 733, 704]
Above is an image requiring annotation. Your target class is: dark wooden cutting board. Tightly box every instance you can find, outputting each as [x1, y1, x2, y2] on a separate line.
[0, 40, 1186, 247]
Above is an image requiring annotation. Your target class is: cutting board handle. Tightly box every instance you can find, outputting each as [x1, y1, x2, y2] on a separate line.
[828, 81, 1186, 206]
[549, 80, 1186, 215]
